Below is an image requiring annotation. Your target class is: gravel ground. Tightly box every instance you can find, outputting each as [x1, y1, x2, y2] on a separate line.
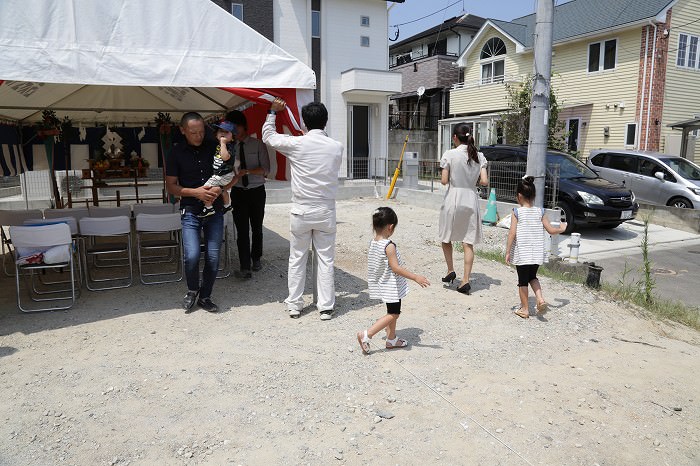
[0, 197, 699, 465]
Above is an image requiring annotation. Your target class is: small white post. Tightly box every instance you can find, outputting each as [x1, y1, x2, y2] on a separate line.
[568, 232, 581, 263]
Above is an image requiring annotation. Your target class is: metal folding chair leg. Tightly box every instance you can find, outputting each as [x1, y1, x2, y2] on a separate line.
[16, 258, 77, 312]
[137, 231, 183, 285]
[135, 213, 183, 285]
[79, 216, 134, 291]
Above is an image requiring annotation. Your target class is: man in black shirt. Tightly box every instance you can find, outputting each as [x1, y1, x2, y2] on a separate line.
[165, 112, 224, 313]
[226, 110, 271, 278]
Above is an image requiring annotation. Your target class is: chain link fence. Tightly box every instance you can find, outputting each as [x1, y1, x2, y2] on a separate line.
[346, 158, 448, 194]
[347, 158, 559, 208]
[485, 162, 560, 208]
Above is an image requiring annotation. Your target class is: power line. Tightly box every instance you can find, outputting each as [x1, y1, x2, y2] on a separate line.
[667, 16, 700, 32]
[390, 0, 462, 28]
[430, 0, 454, 59]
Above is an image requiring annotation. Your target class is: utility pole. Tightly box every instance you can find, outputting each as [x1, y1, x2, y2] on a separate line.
[527, 0, 554, 208]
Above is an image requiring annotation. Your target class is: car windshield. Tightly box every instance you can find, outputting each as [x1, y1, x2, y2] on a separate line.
[659, 157, 700, 180]
[546, 153, 598, 179]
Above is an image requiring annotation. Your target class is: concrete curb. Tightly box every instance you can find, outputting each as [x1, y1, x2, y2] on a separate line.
[637, 203, 700, 234]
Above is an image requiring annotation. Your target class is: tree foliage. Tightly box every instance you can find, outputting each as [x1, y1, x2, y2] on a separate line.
[500, 75, 567, 151]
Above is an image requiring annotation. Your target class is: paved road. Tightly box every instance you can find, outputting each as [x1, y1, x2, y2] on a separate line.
[552, 220, 700, 309]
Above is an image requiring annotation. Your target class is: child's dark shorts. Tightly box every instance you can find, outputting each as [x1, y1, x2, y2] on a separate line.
[516, 264, 540, 287]
[385, 300, 402, 315]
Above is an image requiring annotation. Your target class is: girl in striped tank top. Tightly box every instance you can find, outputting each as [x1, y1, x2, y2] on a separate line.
[505, 177, 567, 319]
[357, 207, 430, 354]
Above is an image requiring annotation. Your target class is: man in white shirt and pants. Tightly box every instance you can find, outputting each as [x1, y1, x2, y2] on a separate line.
[262, 98, 344, 320]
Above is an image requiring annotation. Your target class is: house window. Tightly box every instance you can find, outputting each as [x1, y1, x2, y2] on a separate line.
[361, 16, 370, 27]
[481, 60, 504, 84]
[625, 123, 637, 147]
[312, 10, 320, 38]
[588, 39, 617, 72]
[676, 33, 700, 70]
[688, 36, 698, 68]
[480, 37, 506, 84]
[231, 3, 243, 21]
[677, 34, 688, 66]
[361, 36, 370, 47]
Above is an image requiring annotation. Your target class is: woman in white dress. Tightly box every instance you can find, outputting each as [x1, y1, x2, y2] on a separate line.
[438, 124, 489, 294]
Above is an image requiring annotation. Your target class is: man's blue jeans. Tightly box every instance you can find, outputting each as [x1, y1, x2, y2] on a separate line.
[181, 211, 223, 300]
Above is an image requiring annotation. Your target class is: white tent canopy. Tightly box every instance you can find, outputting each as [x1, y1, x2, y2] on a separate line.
[0, 0, 316, 124]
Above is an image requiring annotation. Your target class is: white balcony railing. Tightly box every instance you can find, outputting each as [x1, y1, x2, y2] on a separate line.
[451, 75, 524, 90]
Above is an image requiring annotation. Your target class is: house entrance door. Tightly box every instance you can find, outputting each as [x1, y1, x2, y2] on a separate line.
[348, 105, 370, 179]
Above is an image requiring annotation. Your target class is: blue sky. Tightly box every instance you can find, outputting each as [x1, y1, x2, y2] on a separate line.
[388, 0, 572, 40]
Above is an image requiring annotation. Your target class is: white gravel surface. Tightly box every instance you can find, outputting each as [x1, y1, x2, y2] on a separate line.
[0, 197, 699, 465]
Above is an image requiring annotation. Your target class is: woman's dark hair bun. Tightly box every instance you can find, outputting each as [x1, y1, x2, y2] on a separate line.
[522, 176, 535, 184]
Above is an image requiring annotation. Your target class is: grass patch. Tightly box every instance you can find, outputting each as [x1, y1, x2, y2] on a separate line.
[475, 247, 700, 331]
[474, 248, 504, 263]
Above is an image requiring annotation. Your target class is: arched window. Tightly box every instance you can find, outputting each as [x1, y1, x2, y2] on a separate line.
[480, 37, 506, 84]
[480, 38, 506, 60]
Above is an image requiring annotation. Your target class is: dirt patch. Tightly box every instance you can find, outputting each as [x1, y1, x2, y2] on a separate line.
[1, 198, 699, 465]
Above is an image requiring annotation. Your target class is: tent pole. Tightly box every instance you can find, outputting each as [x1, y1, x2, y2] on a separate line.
[44, 136, 62, 208]
[64, 139, 71, 208]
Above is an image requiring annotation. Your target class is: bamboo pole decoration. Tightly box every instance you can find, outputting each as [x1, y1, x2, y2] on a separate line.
[386, 134, 409, 199]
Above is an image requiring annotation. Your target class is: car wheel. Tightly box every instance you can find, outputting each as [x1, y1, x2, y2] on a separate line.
[667, 197, 693, 209]
[600, 222, 622, 229]
[556, 202, 575, 234]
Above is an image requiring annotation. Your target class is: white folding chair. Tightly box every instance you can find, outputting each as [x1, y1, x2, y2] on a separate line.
[132, 203, 174, 217]
[79, 216, 133, 291]
[135, 213, 183, 284]
[88, 206, 132, 218]
[25, 217, 79, 235]
[10, 223, 77, 312]
[86, 206, 133, 267]
[0, 209, 44, 276]
[42, 209, 89, 272]
[44, 207, 89, 225]
[24, 217, 83, 290]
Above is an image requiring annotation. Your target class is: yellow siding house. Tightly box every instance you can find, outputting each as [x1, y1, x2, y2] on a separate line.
[445, 0, 700, 164]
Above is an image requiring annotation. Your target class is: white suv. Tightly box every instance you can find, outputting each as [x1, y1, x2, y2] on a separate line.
[587, 149, 700, 209]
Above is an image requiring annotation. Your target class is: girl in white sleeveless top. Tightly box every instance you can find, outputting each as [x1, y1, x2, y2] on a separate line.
[505, 177, 567, 319]
[357, 207, 430, 354]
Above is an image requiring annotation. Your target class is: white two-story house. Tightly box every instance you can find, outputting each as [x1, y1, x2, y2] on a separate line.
[212, 0, 403, 178]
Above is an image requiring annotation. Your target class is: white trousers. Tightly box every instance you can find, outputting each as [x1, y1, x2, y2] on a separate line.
[285, 205, 336, 311]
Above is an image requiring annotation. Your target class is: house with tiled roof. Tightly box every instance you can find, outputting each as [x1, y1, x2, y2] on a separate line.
[388, 14, 485, 129]
[444, 0, 700, 164]
[387, 14, 485, 161]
